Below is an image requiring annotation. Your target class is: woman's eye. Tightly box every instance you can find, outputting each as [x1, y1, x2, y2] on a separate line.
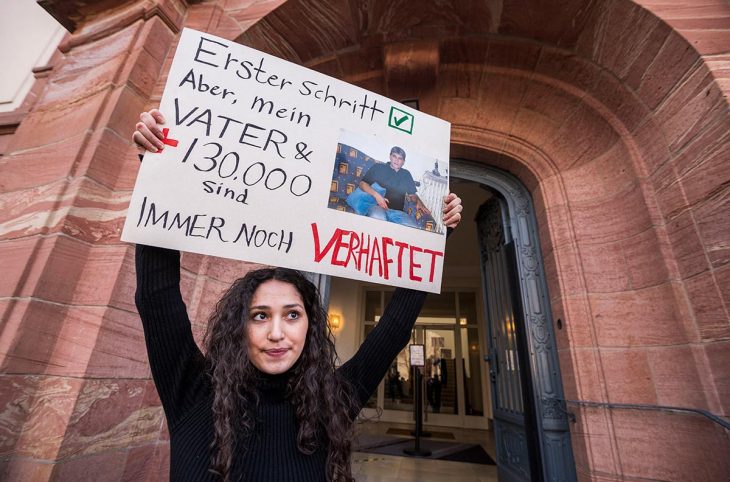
[287, 311, 300, 320]
[251, 312, 267, 321]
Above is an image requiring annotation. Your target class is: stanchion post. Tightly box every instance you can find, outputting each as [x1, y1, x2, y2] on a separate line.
[404, 365, 431, 457]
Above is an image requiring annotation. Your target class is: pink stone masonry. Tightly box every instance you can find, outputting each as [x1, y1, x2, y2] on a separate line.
[0, 1, 728, 480]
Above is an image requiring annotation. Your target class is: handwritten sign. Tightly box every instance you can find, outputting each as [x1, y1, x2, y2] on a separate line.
[122, 28, 451, 292]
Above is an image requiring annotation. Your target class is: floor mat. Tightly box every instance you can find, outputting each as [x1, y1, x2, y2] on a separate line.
[355, 436, 496, 465]
[385, 427, 456, 440]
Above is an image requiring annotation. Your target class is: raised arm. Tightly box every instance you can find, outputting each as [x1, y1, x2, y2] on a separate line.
[133, 109, 208, 427]
[135, 244, 207, 427]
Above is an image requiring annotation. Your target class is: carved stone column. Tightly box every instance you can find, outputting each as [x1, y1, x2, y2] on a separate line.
[0, 1, 185, 479]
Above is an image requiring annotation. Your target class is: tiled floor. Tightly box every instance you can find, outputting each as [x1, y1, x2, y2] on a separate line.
[353, 421, 498, 482]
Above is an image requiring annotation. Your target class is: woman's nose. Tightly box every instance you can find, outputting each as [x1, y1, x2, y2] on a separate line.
[267, 319, 284, 341]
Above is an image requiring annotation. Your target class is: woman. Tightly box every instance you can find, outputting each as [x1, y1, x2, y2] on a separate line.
[133, 110, 463, 481]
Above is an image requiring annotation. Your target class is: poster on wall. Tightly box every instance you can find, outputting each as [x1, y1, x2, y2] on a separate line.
[121, 28, 451, 293]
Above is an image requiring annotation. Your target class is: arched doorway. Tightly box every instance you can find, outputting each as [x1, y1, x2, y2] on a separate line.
[327, 158, 577, 481]
[233, 2, 730, 477]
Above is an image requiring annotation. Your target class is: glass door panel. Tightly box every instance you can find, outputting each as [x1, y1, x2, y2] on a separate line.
[383, 330, 416, 411]
[424, 327, 458, 415]
[420, 291, 456, 319]
[360, 289, 488, 429]
[364, 290, 381, 321]
[458, 292, 485, 417]
[462, 327, 484, 415]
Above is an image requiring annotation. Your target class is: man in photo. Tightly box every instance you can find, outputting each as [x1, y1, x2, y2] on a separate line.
[352, 146, 430, 227]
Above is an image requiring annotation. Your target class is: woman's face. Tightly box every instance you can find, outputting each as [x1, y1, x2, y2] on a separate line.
[245, 279, 309, 374]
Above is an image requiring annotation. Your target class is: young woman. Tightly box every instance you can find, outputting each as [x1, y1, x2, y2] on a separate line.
[133, 110, 463, 481]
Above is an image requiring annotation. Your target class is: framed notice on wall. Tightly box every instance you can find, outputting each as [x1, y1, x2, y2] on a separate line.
[122, 28, 451, 293]
[409, 344, 425, 367]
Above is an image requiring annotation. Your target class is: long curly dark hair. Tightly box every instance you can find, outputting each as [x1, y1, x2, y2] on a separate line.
[203, 267, 357, 481]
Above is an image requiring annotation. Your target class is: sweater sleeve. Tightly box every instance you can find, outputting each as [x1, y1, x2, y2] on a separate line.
[338, 287, 427, 408]
[135, 244, 207, 428]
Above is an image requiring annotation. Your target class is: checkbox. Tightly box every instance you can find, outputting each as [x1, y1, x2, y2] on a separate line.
[388, 106, 414, 134]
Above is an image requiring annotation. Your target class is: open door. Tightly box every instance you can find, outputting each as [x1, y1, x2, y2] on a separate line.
[452, 161, 576, 481]
[477, 196, 541, 481]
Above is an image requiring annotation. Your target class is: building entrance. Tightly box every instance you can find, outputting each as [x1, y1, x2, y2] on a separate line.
[327, 162, 576, 480]
[361, 290, 489, 430]
[452, 160, 576, 481]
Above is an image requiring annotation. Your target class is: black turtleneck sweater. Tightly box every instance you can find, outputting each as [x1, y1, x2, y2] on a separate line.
[135, 244, 429, 481]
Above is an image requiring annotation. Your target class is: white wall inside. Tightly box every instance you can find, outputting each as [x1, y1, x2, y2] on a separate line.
[329, 276, 364, 364]
[0, 0, 65, 112]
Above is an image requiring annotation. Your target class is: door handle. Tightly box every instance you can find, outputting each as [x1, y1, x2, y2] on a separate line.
[486, 352, 498, 382]
[486, 352, 498, 371]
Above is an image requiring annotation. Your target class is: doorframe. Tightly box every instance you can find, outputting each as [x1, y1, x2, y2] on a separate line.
[451, 159, 576, 481]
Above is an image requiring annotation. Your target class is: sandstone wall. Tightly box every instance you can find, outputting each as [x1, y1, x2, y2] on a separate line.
[0, 1, 728, 480]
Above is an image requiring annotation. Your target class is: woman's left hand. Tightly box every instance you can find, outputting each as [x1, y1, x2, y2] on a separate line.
[442, 192, 463, 229]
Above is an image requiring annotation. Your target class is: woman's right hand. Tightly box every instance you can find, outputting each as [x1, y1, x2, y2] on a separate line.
[132, 109, 167, 153]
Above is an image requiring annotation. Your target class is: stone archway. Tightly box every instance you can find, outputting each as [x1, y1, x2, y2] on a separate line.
[1, 1, 727, 479]
[231, 1, 730, 479]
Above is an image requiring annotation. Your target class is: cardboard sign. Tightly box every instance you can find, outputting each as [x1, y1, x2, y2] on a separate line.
[122, 28, 451, 292]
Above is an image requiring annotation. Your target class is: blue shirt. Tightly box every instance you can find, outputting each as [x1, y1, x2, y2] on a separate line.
[361, 163, 417, 211]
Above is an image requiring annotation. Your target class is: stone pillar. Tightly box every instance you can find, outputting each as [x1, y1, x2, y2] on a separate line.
[0, 1, 291, 479]
[0, 1, 184, 479]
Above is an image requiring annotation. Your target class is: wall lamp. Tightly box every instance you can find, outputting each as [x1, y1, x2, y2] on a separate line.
[329, 314, 341, 330]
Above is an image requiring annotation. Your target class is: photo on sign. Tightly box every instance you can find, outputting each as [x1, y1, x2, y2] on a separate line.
[327, 129, 448, 234]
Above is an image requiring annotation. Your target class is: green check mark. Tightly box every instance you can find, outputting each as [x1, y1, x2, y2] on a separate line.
[393, 114, 410, 126]
[388, 106, 414, 134]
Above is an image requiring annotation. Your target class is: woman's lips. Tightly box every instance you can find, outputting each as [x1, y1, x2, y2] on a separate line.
[264, 348, 289, 358]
